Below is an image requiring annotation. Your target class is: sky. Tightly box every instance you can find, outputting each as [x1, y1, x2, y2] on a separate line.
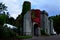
[0, 0, 60, 19]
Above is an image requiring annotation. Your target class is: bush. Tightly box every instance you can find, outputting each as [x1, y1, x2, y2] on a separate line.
[41, 30, 45, 35]
[0, 25, 16, 38]
[41, 30, 49, 36]
[41, 30, 47, 36]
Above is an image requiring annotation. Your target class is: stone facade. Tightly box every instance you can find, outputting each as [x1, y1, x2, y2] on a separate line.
[23, 11, 32, 36]
[41, 10, 50, 35]
[23, 10, 56, 36]
[49, 19, 56, 35]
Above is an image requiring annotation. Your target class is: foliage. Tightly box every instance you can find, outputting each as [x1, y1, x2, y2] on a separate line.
[49, 15, 60, 34]
[0, 2, 8, 25]
[16, 36, 32, 39]
[15, 15, 22, 27]
[21, 1, 31, 16]
[0, 25, 16, 38]
[15, 1, 31, 35]
[0, 3, 17, 38]
[31, 11, 36, 18]
[0, 2, 7, 12]
[0, 14, 7, 25]
[31, 10, 40, 24]
[41, 29, 49, 36]
[7, 17, 15, 25]
[41, 29, 45, 35]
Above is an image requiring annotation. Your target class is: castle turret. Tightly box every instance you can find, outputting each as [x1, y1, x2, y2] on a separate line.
[21, 1, 31, 16]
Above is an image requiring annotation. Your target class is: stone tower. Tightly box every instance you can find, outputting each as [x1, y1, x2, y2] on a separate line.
[21, 1, 31, 35]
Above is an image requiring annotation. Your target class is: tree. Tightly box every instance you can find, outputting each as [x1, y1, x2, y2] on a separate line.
[0, 14, 7, 25]
[15, 15, 22, 35]
[7, 17, 15, 25]
[0, 2, 8, 26]
[0, 3, 16, 38]
[0, 2, 7, 14]
[49, 15, 60, 34]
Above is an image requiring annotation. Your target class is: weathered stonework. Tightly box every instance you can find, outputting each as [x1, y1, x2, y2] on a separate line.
[23, 10, 56, 36]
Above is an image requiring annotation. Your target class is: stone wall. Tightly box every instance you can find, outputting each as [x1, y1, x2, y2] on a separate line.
[23, 11, 32, 36]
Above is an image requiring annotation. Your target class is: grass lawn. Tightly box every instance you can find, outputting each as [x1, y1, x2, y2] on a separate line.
[16, 36, 32, 39]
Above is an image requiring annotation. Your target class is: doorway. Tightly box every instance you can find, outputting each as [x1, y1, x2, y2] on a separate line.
[34, 24, 38, 36]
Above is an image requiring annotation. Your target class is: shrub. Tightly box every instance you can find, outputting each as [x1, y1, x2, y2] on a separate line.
[0, 25, 16, 38]
[41, 30, 49, 36]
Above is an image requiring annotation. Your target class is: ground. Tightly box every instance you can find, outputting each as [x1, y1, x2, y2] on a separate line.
[0, 35, 60, 40]
[23, 34, 60, 40]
